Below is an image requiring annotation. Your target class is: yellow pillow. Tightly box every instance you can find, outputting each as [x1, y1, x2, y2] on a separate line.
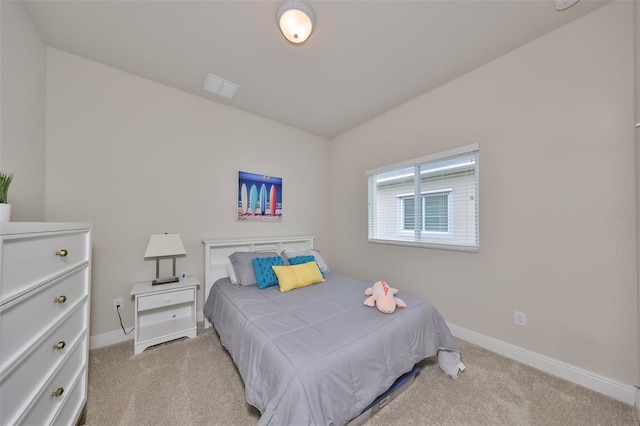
[272, 262, 325, 292]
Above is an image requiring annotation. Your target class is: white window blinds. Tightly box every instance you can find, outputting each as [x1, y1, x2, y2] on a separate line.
[367, 144, 479, 252]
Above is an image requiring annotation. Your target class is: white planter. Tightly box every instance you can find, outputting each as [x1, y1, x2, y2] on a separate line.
[0, 204, 11, 222]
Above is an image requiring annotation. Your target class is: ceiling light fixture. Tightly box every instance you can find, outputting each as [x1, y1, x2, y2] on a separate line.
[277, 1, 315, 44]
[554, 0, 579, 11]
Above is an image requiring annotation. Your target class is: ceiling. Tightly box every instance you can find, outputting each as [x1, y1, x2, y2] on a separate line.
[22, 0, 609, 139]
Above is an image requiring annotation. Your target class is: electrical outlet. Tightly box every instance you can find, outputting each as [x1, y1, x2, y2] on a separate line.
[514, 311, 527, 327]
[113, 298, 123, 311]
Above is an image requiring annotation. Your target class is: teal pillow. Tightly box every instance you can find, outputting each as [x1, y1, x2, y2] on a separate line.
[252, 256, 284, 289]
[288, 255, 316, 265]
[289, 255, 325, 277]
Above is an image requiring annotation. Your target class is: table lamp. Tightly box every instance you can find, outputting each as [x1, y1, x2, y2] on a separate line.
[144, 233, 186, 285]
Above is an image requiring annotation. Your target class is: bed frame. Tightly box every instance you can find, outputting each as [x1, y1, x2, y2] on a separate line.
[201, 235, 315, 328]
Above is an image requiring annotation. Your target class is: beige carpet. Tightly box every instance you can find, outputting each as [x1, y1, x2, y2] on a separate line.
[86, 324, 637, 426]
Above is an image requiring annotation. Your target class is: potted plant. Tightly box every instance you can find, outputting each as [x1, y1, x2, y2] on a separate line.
[0, 171, 13, 222]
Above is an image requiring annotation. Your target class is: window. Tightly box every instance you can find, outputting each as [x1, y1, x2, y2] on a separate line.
[400, 190, 451, 232]
[367, 144, 479, 251]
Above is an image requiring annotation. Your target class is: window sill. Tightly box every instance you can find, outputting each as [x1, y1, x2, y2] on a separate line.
[368, 238, 479, 253]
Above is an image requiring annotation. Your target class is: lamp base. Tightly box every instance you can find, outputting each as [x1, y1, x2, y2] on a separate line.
[152, 276, 180, 286]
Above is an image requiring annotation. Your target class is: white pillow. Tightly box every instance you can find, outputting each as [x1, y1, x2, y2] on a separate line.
[282, 249, 328, 273]
[225, 262, 239, 284]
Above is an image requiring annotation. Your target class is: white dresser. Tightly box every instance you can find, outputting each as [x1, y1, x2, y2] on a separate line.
[0, 222, 92, 426]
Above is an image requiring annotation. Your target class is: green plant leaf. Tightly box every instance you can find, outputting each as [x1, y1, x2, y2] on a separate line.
[0, 171, 14, 204]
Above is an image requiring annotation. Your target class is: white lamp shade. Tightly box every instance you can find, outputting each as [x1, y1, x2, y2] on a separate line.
[144, 234, 186, 258]
[277, 2, 315, 44]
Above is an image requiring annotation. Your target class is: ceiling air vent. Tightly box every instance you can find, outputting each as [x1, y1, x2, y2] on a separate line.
[203, 73, 239, 99]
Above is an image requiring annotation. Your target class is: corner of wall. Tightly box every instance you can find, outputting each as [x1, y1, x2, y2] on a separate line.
[0, 1, 47, 221]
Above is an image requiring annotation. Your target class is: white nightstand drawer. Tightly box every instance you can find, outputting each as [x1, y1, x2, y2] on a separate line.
[0, 305, 85, 424]
[138, 288, 194, 312]
[1, 230, 89, 304]
[1, 265, 89, 371]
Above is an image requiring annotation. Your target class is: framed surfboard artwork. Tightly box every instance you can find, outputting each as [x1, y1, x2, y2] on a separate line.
[237, 171, 282, 222]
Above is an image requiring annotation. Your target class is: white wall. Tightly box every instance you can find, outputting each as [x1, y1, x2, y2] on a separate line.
[634, 0, 640, 391]
[330, 1, 637, 386]
[45, 49, 331, 336]
[0, 1, 46, 221]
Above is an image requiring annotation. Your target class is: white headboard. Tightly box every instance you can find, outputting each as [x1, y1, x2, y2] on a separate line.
[201, 235, 314, 328]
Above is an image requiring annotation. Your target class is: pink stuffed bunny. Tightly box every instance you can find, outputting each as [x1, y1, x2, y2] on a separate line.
[364, 280, 407, 314]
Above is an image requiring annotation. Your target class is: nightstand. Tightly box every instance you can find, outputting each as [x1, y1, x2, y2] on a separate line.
[130, 276, 199, 355]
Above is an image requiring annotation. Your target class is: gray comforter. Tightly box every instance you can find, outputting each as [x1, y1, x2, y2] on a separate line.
[203, 272, 461, 426]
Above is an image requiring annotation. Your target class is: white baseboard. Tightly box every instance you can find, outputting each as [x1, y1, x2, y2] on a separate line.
[448, 323, 636, 406]
[90, 311, 205, 350]
[89, 328, 134, 349]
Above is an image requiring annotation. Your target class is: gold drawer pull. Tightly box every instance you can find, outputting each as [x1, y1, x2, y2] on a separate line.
[53, 341, 66, 350]
[54, 295, 67, 304]
[51, 387, 64, 398]
[56, 249, 68, 257]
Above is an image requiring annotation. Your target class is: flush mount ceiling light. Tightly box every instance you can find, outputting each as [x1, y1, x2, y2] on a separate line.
[554, 0, 579, 11]
[277, 1, 315, 44]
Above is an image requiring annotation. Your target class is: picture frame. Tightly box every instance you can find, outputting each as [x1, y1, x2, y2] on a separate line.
[237, 171, 282, 222]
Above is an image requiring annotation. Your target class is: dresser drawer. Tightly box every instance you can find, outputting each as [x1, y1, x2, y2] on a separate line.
[51, 370, 86, 426]
[18, 337, 87, 426]
[0, 305, 86, 424]
[138, 288, 194, 311]
[1, 266, 89, 371]
[1, 230, 89, 304]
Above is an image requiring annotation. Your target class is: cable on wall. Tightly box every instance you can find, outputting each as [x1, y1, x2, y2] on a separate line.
[116, 304, 135, 335]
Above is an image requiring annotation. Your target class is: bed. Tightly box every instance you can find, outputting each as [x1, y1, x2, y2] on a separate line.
[202, 236, 462, 426]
